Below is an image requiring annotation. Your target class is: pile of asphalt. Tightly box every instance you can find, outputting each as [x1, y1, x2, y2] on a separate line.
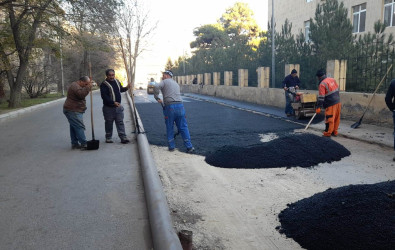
[277, 180, 395, 250]
[205, 134, 351, 169]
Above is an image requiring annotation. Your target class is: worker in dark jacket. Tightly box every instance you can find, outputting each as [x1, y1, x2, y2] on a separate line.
[282, 69, 300, 116]
[385, 79, 395, 160]
[100, 69, 130, 144]
[315, 69, 341, 137]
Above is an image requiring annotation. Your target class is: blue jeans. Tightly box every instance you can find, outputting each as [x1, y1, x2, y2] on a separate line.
[63, 109, 87, 145]
[102, 105, 127, 139]
[284, 91, 294, 115]
[163, 103, 193, 150]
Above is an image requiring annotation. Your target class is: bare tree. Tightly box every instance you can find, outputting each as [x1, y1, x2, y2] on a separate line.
[117, 0, 157, 89]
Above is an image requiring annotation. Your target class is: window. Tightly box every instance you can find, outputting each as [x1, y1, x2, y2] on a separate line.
[304, 21, 311, 42]
[306, 0, 313, 2]
[352, 3, 366, 33]
[384, 0, 395, 27]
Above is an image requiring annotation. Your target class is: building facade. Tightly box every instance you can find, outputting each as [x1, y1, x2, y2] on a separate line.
[269, 0, 395, 40]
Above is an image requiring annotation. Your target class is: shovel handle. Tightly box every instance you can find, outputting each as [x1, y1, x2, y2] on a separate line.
[304, 113, 317, 131]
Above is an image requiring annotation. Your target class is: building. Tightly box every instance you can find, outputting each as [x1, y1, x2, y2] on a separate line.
[269, 0, 395, 41]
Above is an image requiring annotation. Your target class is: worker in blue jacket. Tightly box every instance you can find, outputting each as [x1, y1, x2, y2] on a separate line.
[282, 69, 301, 116]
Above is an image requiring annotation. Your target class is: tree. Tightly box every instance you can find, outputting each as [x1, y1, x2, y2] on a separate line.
[0, 0, 64, 107]
[190, 24, 229, 49]
[309, 0, 353, 61]
[180, 2, 263, 85]
[219, 2, 260, 45]
[117, 0, 157, 89]
[165, 57, 174, 70]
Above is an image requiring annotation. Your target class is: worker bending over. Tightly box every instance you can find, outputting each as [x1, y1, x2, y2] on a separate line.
[315, 70, 341, 137]
[154, 70, 195, 153]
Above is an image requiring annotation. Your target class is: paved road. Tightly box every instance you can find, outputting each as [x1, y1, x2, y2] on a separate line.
[135, 90, 305, 156]
[0, 91, 152, 249]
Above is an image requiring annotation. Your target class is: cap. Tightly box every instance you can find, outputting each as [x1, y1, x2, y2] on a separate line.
[291, 69, 297, 74]
[316, 69, 325, 77]
[163, 70, 173, 77]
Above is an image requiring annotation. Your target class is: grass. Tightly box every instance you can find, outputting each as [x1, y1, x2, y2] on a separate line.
[0, 92, 65, 115]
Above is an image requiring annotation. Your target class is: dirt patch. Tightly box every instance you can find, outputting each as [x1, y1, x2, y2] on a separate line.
[205, 134, 351, 169]
[277, 180, 395, 250]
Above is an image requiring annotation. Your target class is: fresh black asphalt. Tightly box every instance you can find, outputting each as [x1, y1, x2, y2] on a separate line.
[135, 97, 350, 169]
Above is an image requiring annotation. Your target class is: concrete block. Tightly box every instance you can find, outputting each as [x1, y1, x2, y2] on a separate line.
[224, 71, 233, 86]
[257, 67, 270, 88]
[238, 69, 248, 87]
[204, 73, 211, 85]
[213, 72, 220, 86]
[285, 64, 300, 77]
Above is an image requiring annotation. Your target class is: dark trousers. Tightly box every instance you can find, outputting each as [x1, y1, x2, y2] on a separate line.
[102, 105, 126, 139]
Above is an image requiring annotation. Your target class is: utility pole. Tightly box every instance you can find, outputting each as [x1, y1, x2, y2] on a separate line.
[60, 36, 65, 97]
[271, 0, 276, 88]
[58, 18, 65, 97]
[183, 49, 186, 75]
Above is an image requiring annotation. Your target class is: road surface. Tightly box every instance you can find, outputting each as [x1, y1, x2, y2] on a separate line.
[0, 91, 152, 249]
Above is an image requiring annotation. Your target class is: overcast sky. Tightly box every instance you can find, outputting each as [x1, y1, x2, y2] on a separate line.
[134, 0, 268, 85]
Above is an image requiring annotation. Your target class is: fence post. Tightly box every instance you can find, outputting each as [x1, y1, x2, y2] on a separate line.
[257, 67, 270, 88]
[224, 71, 233, 86]
[204, 73, 211, 85]
[213, 72, 220, 86]
[238, 69, 248, 87]
[327, 60, 347, 91]
[284, 64, 300, 77]
[197, 74, 203, 85]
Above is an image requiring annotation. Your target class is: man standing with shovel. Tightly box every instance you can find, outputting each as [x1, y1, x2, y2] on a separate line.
[63, 76, 92, 150]
[315, 69, 341, 137]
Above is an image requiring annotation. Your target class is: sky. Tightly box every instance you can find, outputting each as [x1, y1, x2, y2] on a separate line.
[134, 0, 268, 86]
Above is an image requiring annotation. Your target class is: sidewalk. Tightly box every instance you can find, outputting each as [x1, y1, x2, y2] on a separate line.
[183, 93, 393, 149]
[0, 92, 152, 249]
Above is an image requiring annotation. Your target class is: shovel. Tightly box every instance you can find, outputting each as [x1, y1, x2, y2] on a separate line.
[351, 64, 393, 129]
[304, 113, 317, 131]
[87, 90, 99, 150]
[87, 62, 99, 150]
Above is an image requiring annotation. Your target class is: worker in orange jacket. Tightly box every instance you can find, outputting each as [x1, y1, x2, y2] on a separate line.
[315, 70, 341, 137]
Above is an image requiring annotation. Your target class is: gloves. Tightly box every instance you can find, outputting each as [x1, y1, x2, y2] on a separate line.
[316, 108, 321, 114]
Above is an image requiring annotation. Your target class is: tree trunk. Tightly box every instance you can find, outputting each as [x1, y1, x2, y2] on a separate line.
[0, 74, 5, 104]
[9, 55, 30, 107]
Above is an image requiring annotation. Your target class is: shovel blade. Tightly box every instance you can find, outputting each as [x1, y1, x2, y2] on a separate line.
[87, 139, 100, 150]
[351, 118, 362, 129]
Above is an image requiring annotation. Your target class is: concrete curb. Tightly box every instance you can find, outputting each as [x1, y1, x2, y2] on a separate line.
[126, 92, 182, 250]
[0, 97, 66, 122]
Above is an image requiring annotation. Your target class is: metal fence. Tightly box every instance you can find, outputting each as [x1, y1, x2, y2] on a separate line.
[345, 42, 394, 93]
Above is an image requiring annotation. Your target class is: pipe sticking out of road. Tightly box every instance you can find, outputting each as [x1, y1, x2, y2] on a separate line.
[126, 92, 183, 250]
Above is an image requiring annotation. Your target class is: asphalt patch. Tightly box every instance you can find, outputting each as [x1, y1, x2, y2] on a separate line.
[277, 180, 395, 250]
[205, 134, 351, 169]
[135, 101, 301, 155]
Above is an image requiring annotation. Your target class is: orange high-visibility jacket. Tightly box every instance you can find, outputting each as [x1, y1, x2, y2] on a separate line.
[317, 77, 340, 109]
